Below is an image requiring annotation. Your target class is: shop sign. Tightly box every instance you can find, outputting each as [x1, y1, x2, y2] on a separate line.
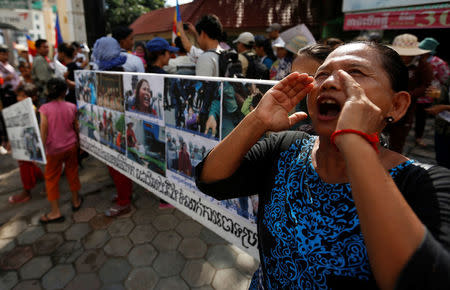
[0, 9, 33, 31]
[344, 7, 450, 30]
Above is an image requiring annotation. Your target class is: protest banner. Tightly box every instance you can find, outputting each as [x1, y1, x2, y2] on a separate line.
[76, 70, 277, 258]
[2, 97, 46, 164]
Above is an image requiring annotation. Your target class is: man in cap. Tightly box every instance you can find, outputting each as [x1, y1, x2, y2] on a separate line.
[266, 23, 284, 55]
[233, 32, 255, 77]
[388, 33, 433, 152]
[112, 26, 145, 73]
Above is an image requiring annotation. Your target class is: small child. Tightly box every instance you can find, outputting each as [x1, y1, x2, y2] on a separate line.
[39, 78, 82, 223]
[8, 84, 44, 204]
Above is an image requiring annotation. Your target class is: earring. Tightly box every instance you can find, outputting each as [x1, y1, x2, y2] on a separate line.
[386, 116, 394, 124]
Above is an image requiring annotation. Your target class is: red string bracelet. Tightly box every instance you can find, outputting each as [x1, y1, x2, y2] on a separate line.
[330, 129, 380, 153]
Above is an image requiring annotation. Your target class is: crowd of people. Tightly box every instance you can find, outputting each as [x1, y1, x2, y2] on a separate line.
[0, 11, 449, 289]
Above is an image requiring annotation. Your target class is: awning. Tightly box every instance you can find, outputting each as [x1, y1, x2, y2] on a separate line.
[344, 5, 450, 31]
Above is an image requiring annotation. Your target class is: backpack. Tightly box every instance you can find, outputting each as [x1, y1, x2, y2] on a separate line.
[243, 51, 270, 80]
[214, 49, 243, 78]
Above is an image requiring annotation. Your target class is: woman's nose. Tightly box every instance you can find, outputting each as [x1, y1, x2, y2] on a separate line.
[320, 72, 341, 91]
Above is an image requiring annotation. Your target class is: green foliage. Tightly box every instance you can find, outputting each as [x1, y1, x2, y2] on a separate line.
[105, 0, 165, 32]
[115, 114, 125, 132]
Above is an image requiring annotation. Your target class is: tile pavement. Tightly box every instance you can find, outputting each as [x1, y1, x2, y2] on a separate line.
[0, 118, 439, 289]
[0, 153, 258, 289]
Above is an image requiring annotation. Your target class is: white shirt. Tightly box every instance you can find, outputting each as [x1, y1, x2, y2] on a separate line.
[164, 55, 195, 74]
[121, 51, 145, 73]
[53, 58, 67, 80]
[188, 46, 204, 64]
[195, 46, 222, 77]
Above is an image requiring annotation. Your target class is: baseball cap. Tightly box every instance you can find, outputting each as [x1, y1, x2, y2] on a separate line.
[266, 23, 282, 33]
[419, 37, 439, 55]
[146, 37, 179, 53]
[233, 32, 255, 45]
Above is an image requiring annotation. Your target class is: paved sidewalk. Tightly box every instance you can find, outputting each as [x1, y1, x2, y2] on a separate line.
[0, 118, 438, 289]
[0, 156, 258, 289]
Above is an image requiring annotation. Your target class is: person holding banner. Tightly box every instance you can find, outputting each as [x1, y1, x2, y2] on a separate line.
[196, 42, 450, 289]
[8, 84, 44, 204]
[39, 78, 82, 223]
[92, 36, 134, 217]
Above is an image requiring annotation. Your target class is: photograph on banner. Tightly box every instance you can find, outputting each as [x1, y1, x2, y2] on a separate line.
[2, 98, 46, 163]
[221, 81, 272, 138]
[125, 115, 166, 176]
[218, 195, 258, 223]
[124, 74, 164, 123]
[78, 103, 101, 142]
[164, 78, 222, 140]
[97, 73, 124, 112]
[75, 71, 97, 105]
[165, 126, 217, 189]
[98, 107, 126, 154]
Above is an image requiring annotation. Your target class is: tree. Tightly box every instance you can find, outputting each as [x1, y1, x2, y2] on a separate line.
[105, 0, 165, 32]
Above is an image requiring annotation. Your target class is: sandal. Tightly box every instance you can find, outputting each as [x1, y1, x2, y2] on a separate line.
[8, 194, 31, 204]
[105, 204, 131, 217]
[72, 196, 84, 212]
[40, 214, 65, 224]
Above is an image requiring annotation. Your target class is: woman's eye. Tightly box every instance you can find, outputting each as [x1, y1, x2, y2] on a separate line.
[315, 72, 329, 79]
[348, 69, 363, 76]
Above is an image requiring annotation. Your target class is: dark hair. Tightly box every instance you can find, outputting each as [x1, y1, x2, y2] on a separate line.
[71, 41, 80, 49]
[35, 39, 47, 49]
[134, 41, 148, 60]
[147, 50, 166, 66]
[134, 79, 151, 110]
[324, 38, 343, 49]
[0, 44, 8, 53]
[251, 92, 263, 108]
[174, 37, 186, 54]
[58, 42, 75, 59]
[298, 44, 333, 63]
[255, 36, 275, 61]
[112, 26, 133, 42]
[360, 41, 408, 92]
[195, 14, 223, 40]
[18, 61, 30, 69]
[46, 78, 67, 100]
[16, 83, 38, 97]
[243, 42, 254, 50]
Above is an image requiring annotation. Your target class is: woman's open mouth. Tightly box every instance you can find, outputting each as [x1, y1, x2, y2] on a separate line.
[317, 97, 341, 121]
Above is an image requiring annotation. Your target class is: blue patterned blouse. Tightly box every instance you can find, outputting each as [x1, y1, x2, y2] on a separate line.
[196, 131, 450, 289]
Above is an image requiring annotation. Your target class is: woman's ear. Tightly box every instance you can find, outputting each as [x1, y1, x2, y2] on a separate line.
[389, 91, 411, 123]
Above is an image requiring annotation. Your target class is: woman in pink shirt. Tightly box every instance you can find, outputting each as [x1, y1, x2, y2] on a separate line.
[39, 78, 82, 223]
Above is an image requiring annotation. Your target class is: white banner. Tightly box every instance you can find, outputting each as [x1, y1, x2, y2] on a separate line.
[2, 97, 46, 164]
[76, 70, 277, 258]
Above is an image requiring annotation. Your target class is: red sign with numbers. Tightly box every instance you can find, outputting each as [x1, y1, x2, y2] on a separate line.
[344, 7, 450, 30]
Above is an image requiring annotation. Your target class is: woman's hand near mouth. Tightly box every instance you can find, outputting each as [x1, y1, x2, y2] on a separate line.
[334, 70, 384, 135]
[254, 72, 314, 132]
